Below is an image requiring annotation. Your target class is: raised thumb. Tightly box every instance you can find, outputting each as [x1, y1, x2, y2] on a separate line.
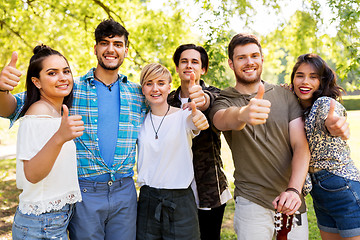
[190, 101, 197, 115]
[255, 82, 265, 99]
[189, 72, 196, 87]
[328, 99, 336, 118]
[62, 104, 69, 119]
[8, 51, 18, 68]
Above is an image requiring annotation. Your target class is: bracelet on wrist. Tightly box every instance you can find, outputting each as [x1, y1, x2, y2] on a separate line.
[0, 89, 9, 93]
[285, 187, 300, 196]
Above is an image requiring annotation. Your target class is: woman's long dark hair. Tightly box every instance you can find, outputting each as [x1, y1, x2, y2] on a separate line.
[290, 53, 344, 113]
[20, 45, 73, 116]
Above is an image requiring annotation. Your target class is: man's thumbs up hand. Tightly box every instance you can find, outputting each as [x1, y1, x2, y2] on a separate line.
[189, 72, 206, 109]
[240, 82, 271, 126]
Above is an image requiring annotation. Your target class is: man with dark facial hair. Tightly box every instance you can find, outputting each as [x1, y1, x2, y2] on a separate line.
[210, 33, 310, 239]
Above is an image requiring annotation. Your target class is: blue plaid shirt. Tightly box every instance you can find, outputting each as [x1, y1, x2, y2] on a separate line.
[10, 68, 146, 180]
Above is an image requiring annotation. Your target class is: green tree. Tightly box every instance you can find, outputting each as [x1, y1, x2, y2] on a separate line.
[328, 0, 360, 83]
[1, 0, 359, 90]
[262, 10, 320, 84]
[0, 0, 194, 91]
[191, 0, 359, 88]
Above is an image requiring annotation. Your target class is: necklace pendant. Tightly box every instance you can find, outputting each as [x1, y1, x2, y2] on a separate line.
[149, 105, 170, 141]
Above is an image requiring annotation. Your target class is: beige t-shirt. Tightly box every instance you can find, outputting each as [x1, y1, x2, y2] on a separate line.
[209, 82, 306, 213]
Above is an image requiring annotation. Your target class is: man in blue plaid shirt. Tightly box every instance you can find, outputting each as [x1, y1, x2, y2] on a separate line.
[0, 19, 146, 240]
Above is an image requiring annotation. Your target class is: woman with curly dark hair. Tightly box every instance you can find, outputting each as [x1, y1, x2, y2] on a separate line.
[291, 53, 360, 240]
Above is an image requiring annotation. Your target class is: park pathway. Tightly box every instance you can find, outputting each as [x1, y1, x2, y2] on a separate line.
[0, 144, 16, 160]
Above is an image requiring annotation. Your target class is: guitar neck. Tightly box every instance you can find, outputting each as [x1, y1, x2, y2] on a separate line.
[275, 212, 293, 240]
[276, 233, 288, 240]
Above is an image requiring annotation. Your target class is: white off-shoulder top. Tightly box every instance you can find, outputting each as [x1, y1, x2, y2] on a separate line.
[16, 115, 81, 215]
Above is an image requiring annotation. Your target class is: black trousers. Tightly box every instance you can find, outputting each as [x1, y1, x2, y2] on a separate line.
[198, 203, 226, 240]
[137, 185, 200, 240]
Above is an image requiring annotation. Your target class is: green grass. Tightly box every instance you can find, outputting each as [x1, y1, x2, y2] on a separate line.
[0, 110, 359, 239]
[0, 158, 20, 239]
[342, 95, 360, 110]
[307, 196, 321, 240]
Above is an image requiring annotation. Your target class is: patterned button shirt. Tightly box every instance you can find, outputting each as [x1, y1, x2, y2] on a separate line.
[10, 68, 146, 180]
[305, 96, 360, 182]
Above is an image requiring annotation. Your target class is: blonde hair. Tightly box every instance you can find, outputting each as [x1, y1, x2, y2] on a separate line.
[140, 63, 172, 86]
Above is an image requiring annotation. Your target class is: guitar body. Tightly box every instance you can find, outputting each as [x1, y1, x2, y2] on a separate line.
[274, 212, 293, 240]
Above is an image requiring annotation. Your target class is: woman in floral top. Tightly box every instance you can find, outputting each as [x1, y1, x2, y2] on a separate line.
[290, 53, 360, 240]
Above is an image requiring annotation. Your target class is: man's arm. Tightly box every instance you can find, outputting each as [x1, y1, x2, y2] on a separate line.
[0, 92, 18, 118]
[212, 83, 271, 131]
[198, 93, 210, 111]
[272, 117, 310, 215]
[0, 52, 21, 117]
[213, 107, 246, 131]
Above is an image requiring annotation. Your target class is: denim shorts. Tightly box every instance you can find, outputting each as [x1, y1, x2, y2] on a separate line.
[310, 170, 360, 238]
[12, 203, 74, 240]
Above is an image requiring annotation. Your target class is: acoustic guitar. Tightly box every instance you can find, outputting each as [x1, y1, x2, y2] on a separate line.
[274, 211, 294, 240]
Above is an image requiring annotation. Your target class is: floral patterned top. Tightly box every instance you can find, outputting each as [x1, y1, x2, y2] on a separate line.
[305, 96, 360, 182]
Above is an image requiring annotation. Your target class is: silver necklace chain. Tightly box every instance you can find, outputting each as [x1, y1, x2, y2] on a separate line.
[149, 105, 170, 139]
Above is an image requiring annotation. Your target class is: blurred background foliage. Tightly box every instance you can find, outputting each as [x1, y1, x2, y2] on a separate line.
[0, 0, 359, 91]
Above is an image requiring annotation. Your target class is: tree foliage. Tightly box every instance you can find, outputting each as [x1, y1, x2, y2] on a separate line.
[0, 0, 359, 92]
[193, 0, 359, 89]
[328, 0, 360, 90]
[0, 0, 194, 91]
[260, 0, 359, 90]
